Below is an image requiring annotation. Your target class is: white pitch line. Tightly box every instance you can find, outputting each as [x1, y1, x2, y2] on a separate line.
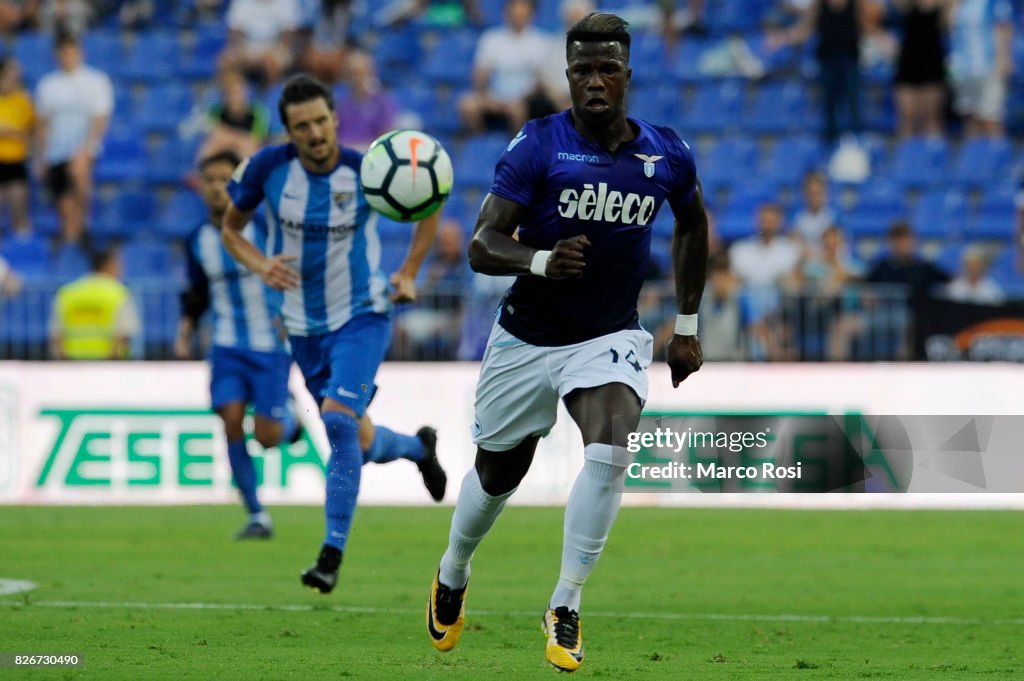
[0, 599, 1022, 626]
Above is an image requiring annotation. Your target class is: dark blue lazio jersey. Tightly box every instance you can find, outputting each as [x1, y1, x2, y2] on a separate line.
[491, 110, 698, 346]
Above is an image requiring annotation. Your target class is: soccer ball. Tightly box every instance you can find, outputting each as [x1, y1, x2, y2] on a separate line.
[360, 129, 453, 222]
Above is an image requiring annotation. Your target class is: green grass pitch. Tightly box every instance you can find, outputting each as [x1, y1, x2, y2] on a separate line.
[1, 506, 1021, 680]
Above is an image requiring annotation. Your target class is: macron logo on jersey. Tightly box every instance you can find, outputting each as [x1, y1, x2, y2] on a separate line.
[557, 151, 600, 163]
[557, 183, 656, 225]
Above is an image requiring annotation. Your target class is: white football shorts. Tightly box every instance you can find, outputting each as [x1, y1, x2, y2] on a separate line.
[471, 320, 654, 452]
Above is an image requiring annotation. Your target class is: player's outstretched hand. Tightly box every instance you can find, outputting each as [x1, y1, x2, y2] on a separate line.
[546, 235, 591, 279]
[390, 273, 417, 303]
[261, 255, 300, 290]
[666, 334, 703, 388]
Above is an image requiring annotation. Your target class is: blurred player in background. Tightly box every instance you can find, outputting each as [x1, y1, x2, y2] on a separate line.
[176, 149, 300, 540]
[426, 12, 708, 672]
[223, 75, 447, 595]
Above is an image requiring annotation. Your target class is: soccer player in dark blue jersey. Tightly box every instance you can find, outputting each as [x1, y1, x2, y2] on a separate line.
[426, 13, 708, 672]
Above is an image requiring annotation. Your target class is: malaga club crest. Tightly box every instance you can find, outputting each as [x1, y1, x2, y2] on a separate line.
[333, 191, 353, 207]
[634, 153, 663, 178]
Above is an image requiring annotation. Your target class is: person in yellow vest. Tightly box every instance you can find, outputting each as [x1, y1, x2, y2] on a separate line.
[49, 247, 140, 359]
[0, 56, 34, 236]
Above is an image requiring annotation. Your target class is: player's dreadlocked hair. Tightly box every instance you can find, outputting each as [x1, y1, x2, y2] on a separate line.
[565, 12, 631, 61]
[277, 74, 335, 129]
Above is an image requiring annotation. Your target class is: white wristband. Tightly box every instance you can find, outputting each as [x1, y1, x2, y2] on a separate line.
[530, 250, 552, 277]
[674, 314, 698, 336]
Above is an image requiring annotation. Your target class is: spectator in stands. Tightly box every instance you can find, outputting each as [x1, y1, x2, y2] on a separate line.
[0, 1, 39, 35]
[34, 29, 113, 245]
[394, 218, 470, 360]
[37, 0, 91, 34]
[831, 220, 949, 359]
[791, 171, 837, 252]
[0, 57, 34, 238]
[335, 50, 397, 151]
[48, 246, 139, 359]
[457, 0, 551, 135]
[0, 253, 22, 297]
[198, 67, 272, 161]
[457, 270, 515, 360]
[221, 0, 299, 87]
[770, 0, 866, 146]
[697, 252, 748, 361]
[534, 0, 595, 118]
[297, 0, 354, 85]
[892, 0, 949, 139]
[382, 0, 484, 27]
[948, 0, 1014, 137]
[729, 202, 801, 289]
[944, 244, 1004, 303]
[788, 224, 864, 296]
[729, 202, 801, 360]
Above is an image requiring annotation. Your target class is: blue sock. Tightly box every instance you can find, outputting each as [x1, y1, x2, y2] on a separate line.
[322, 412, 363, 551]
[363, 425, 426, 464]
[226, 439, 262, 514]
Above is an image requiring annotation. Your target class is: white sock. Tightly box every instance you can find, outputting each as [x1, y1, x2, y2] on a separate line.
[438, 468, 514, 589]
[550, 444, 625, 612]
[250, 511, 271, 526]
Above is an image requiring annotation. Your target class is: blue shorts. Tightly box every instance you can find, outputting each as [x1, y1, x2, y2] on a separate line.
[289, 312, 391, 417]
[210, 345, 292, 420]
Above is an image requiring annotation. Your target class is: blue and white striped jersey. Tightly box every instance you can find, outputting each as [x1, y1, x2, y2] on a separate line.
[227, 143, 388, 337]
[185, 214, 286, 352]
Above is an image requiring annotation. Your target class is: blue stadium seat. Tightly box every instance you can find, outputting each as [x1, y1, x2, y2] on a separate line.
[628, 32, 671, 87]
[949, 137, 1013, 190]
[95, 135, 147, 184]
[120, 31, 179, 83]
[699, 135, 759, 196]
[122, 236, 183, 279]
[0, 234, 49, 278]
[886, 136, 949, 190]
[628, 84, 681, 126]
[420, 30, 477, 87]
[744, 82, 813, 135]
[50, 244, 90, 282]
[845, 183, 906, 239]
[454, 134, 508, 190]
[11, 32, 53, 83]
[715, 207, 756, 242]
[964, 195, 1016, 242]
[760, 135, 825, 188]
[94, 191, 158, 240]
[706, 0, 772, 35]
[667, 39, 711, 85]
[678, 80, 743, 134]
[136, 84, 195, 135]
[910, 190, 966, 241]
[158, 190, 207, 239]
[145, 137, 202, 186]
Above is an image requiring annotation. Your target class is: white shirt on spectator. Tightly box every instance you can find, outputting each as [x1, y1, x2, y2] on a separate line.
[474, 26, 551, 103]
[945, 277, 1005, 305]
[792, 206, 837, 246]
[227, 0, 298, 52]
[35, 64, 113, 165]
[729, 236, 802, 287]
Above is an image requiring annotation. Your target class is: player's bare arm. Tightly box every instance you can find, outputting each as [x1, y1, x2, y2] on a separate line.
[222, 201, 299, 291]
[469, 193, 591, 279]
[667, 179, 709, 388]
[391, 208, 441, 303]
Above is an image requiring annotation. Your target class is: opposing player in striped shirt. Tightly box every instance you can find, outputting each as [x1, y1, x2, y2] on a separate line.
[222, 76, 447, 594]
